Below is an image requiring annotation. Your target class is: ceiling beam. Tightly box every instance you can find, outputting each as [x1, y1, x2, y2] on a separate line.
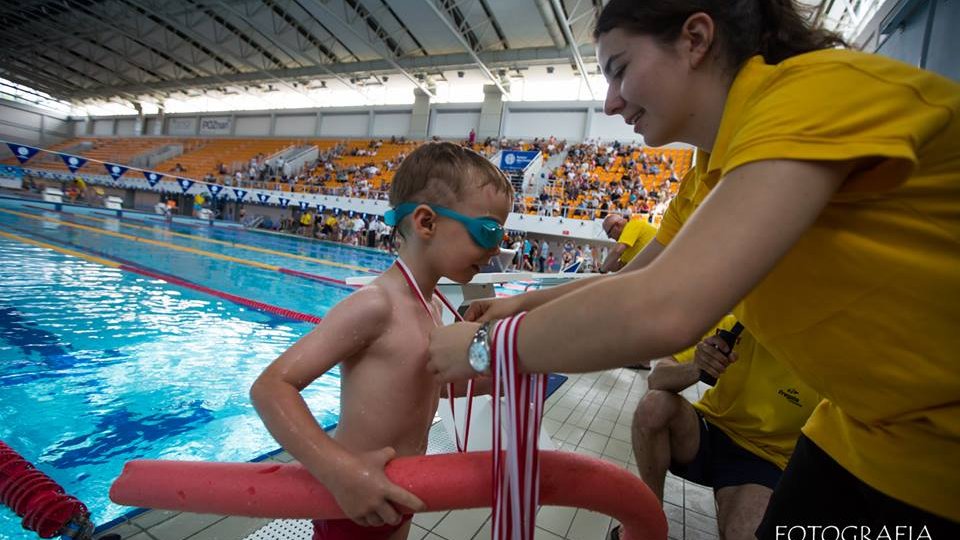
[211, 0, 368, 105]
[302, 0, 436, 97]
[548, 0, 595, 99]
[424, 0, 509, 95]
[63, 44, 595, 99]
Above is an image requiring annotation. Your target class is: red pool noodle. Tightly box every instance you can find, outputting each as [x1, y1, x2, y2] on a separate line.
[110, 450, 665, 540]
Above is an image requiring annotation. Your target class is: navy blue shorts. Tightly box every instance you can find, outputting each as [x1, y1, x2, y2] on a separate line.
[668, 412, 782, 490]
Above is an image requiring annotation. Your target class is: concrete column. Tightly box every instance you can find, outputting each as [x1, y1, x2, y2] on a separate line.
[85, 115, 94, 135]
[582, 106, 594, 142]
[133, 103, 144, 136]
[478, 84, 506, 140]
[269, 113, 277, 136]
[367, 109, 376, 138]
[315, 111, 322, 136]
[155, 108, 165, 135]
[409, 89, 431, 139]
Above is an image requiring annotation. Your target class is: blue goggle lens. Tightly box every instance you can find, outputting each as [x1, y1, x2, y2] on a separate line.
[385, 203, 502, 249]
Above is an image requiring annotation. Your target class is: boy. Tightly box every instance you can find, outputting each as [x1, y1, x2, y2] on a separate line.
[251, 142, 513, 540]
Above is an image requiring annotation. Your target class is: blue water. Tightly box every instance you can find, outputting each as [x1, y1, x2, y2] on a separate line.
[0, 197, 399, 539]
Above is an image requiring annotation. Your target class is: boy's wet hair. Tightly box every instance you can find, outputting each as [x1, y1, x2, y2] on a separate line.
[389, 141, 514, 213]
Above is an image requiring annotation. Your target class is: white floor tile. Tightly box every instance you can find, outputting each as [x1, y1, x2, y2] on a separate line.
[432, 508, 490, 540]
[588, 417, 617, 437]
[565, 509, 612, 540]
[578, 431, 608, 453]
[601, 438, 633, 462]
[412, 510, 448, 530]
[536, 505, 577, 537]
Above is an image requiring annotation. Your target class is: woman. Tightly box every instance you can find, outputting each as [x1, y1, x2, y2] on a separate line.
[427, 0, 959, 535]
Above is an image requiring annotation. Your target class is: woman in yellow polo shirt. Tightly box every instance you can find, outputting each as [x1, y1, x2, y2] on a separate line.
[428, 0, 960, 535]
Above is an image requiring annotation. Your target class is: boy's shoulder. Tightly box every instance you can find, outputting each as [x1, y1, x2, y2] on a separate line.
[324, 280, 396, 330]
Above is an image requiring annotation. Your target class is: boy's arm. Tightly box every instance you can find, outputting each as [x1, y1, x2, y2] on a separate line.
[250, 285, 424, 525]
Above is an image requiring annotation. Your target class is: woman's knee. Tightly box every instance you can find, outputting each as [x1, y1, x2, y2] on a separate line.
[633, 389, 682, 431]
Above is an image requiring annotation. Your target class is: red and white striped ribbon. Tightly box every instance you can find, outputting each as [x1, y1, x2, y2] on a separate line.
[394, 258, 475, 452]
[491, 313, 546, 540]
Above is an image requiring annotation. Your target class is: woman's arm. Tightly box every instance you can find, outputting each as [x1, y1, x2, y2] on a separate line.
[465, 239, 666, 323]
[516, 159, 848, 374]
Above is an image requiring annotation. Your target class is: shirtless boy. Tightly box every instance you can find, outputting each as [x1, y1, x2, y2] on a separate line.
[251, 142, 513, 540]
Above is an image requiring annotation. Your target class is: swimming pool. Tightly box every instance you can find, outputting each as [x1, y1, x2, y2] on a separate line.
[0, 197, 398, 539]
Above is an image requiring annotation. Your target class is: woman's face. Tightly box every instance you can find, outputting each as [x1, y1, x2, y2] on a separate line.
[597, 27, 692, 147]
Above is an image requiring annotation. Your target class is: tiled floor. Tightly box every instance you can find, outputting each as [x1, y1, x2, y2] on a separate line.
[98, 368, 719, 540]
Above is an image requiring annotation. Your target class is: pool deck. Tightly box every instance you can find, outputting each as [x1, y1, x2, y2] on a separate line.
[97, 368, 719, 540]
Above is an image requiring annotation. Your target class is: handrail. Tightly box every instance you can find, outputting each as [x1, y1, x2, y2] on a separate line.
[110, 450, 666, 540]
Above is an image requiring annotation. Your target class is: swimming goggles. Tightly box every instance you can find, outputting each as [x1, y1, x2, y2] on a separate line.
[384, 202, 504, 250]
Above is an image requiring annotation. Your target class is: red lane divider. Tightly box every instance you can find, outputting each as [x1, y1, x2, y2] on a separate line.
[278, 267, 356, 288]
[120, 264, 324, 325]
[0, 441, 94, 539]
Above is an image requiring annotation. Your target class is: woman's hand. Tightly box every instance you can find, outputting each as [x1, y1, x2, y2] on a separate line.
[463, 296, 523, 322]
[427, 322, 481, 383]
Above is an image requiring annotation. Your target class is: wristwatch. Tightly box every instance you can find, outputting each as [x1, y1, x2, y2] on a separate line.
[467, 321, 493, 374]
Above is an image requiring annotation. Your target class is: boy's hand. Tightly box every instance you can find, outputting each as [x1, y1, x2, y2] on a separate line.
[328, 447, 426, 527]
[464, 296, 523, 323]
[693, 335, 738, 380]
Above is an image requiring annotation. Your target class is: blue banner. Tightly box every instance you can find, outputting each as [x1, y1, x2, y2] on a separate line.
[104, 163, 128, 180]
[233, 189, 248, 201]
[207, 184, 223, 198]
[143, 171, 163, 187]
[177, 178, 194, 193]
[316, 204, 325, 213]
[499, 150, 539, 171]
[278, 197, 290, 208]
[6, 143, 40, 164]
[298, 201, 310, 211]
[60, 154, 87, 173]
[257, 193, 270, 204]
[1, 165, 24, 177]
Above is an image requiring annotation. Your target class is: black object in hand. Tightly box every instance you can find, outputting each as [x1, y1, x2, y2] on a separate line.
[699, 322, 744, 386]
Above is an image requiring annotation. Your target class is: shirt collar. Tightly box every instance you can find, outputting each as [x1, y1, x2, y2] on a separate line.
[705, 55, 777, 186]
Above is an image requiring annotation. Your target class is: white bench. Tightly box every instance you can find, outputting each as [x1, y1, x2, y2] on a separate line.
[105, 196, 124, 210]
[42, 187, 64, 203]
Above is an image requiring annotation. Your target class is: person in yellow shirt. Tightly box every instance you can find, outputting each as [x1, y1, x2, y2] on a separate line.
[298, 211, 313, 236]
[429, 0, 960, 536]
[628, 315, 819, 540]
[599, 213, 658, 272]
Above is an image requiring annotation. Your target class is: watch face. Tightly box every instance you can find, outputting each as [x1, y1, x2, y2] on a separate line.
[468, 341, 489, 372]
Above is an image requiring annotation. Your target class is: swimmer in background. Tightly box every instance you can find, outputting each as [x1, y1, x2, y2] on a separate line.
[250, 142, 513, 540]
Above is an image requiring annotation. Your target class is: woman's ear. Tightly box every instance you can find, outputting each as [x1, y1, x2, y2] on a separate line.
[410, 204, 436, 239]
[679, 12, 716, 69]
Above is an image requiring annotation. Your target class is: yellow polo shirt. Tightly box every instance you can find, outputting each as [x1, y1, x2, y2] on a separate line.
[656, 149, 710, 246]
[705, 51, 960, 519]
[618, 219, 658, 264]
[674, 316, 819, 470]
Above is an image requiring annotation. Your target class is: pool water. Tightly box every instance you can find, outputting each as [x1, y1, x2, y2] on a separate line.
[0, 197, 399, 538]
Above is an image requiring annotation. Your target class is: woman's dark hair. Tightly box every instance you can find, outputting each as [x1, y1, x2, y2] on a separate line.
[594, 0, 846, 70]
